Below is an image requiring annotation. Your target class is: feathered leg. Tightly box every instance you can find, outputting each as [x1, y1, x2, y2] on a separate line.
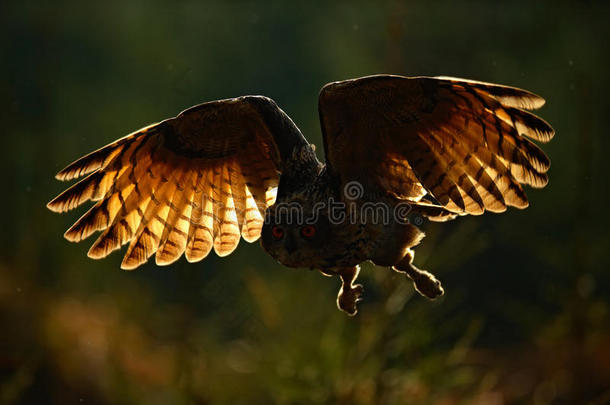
[393, 249, 444, 299]
[320, 266, 364, 316]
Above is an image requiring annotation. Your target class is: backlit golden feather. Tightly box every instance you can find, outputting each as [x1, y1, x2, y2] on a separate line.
[47, 96, 300, 269]
[318, 75, 554, 217]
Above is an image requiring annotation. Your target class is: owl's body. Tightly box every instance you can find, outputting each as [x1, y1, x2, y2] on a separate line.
[263, 165, 418, 267]
[48, 75, 554, 315]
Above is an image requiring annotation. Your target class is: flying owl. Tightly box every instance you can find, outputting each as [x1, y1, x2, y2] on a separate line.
[47, 75, 554, 315]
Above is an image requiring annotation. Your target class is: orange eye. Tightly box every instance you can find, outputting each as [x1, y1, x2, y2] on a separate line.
[271, 226, 284, 240]
[301, 225, 316, 238]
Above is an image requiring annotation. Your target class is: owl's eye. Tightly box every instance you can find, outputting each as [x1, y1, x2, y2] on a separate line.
[271, 225, 284, 240]
[300, 225, 316, 239]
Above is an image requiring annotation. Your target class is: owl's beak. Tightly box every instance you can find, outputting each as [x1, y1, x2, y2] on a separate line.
[284, 234, 297, 254]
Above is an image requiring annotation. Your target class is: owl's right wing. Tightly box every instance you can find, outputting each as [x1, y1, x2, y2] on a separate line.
[318, 75, 554, 218]
[47, 96, 313, 269]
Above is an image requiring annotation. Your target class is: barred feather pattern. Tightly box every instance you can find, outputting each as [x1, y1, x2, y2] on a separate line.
[48, 124, 279, 270]
[376, 155, 427, 200]
[319, 75, 554, 216]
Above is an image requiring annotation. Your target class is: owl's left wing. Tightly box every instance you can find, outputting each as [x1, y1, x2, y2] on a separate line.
[318, 75, 554, 216]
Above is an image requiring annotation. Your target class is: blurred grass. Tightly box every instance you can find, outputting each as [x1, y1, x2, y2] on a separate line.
[1, 0, 610, 404]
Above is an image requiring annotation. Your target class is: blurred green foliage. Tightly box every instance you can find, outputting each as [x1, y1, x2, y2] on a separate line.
[1, 1, 609, 404]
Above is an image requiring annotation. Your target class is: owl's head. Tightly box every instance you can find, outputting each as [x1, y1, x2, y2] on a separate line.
[260, 205, 333, 269]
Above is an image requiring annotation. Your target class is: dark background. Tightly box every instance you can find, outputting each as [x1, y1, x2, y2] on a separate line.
[2, 1, 609, 404]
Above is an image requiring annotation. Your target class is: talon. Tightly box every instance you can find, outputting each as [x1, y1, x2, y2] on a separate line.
[352, 284, 364, 304]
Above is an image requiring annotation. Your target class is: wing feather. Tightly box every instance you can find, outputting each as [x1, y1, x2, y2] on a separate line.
[155, 167, 196, 266]
[185, 169, 215, 263]
[213, 165, 241, 257]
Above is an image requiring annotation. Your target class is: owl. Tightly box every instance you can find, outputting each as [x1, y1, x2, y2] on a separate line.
[47, 75, 554, 315]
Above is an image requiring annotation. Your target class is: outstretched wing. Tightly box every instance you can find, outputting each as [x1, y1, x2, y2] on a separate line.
[318, 75, 554, 216]
[48, 96, 313, 269]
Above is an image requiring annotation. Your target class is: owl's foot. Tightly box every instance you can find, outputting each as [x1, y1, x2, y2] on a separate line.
[338, 283, 364, 316]
[330, 266, 364, 316]
[393, 250, 444, 299]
